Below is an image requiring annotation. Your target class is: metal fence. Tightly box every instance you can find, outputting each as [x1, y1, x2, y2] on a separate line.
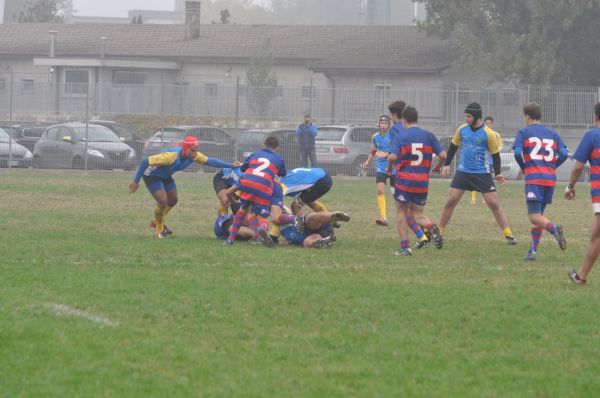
[1, 70, 599, 178]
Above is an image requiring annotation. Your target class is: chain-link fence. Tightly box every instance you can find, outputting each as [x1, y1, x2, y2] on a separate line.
[0, 70, 598, 178]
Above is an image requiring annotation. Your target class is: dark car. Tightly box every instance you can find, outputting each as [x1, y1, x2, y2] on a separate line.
[1, 123, 53, 152]
[33, 123, 137, 170]
[142, 125, 236, 172]
[0, 127, 33, 168]
[90, 120, 145, 163]
[238, 128, 301, 169]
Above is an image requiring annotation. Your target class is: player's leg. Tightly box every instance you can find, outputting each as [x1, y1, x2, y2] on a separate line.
[162, 178, 177, 235]
[303, 233, 325, 248]
[527, 186, 565, 250]
[224, 202, 250, 245]
[409, 202, 435, 249]
[253, 203, 275, 248]
[302, 174, 332, 213]
[375, 173, 388, 226]
[438, 187, 465, 233]
[482, 191, 516, 244]
[213, 171, 230, 215]
[393, 193, 411, 256]
[143, 176, 168, 238]
[571, 213, 600, 283]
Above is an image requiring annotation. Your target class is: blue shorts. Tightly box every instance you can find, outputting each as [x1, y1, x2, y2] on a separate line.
[240, 199, 271, 217]
[394, 188, 427, 206]
[271, 183, 284, 208]
[281, 225, 306, 245]
[525, 185, 554, 214]
[143, 175, 176, 194]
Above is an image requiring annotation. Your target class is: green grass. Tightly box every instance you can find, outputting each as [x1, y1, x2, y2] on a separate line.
[1, 169, 600, 397]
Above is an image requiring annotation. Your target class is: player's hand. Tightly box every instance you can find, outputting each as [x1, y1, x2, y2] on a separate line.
[232, 161, 241, 167]
[441, 165, 450, 178]
[217, 190, 230, 208]
[496, 174, 507, 186]
[431, 165, 441, 174]
[129, 181, 139, 194]
[565, 186, 576, 200]
[362, 162, 368, 170]
[385, 166, 392, 175]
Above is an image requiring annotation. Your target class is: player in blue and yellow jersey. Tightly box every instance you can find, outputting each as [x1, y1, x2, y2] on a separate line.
[278, 210, 350, 248]
[514, 102, 569, 261]
[223, 136, 287, 247]
[471, 116, 503, 204]
[362, 115, 395, 226]
[439, 102, 517, 246]
[279, 167, 331, 214]
[565, 102, 600, 284]
[388, 100, 406, 144]
[129, 136, 239, 238]
[387, 106, 446, 256]
[213, 166, 242, 215]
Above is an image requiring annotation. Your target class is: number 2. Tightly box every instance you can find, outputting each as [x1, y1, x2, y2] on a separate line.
[253, 157, 271, 177]
[530, 137, 554, 162]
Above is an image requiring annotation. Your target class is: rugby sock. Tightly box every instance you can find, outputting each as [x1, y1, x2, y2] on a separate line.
[227, 209, 247, 241]
[531, 227, 543, 253]
[154, 205, 166, 233]
[471, 191, 477, 204]
[377, 194, 387, 220]
[278, 214, 295, 225]
[439, 226, 445, 234]
[164, 206, 173, 216]
[400, 240, 410, 249]
[310, 201, 327, 213]
[406, 214, 424, 239]
[503, 227, 513, 238]
[218, 205, 228, 216]
[258, 219, 270, 232]
[545, 222, 556, 234]
[248, 215, 259, 235]
[268, 224, 281, 238]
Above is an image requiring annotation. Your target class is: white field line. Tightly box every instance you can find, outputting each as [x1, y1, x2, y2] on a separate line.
[46, 303, 119, 327]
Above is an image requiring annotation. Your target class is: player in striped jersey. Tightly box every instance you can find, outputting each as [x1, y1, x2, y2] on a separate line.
[129, 136, 239, 238]
[223, 136, 286, 247]
[565, 102, 600, 284]
[387, 106, 446, 256]
[514, 102, 569, 261]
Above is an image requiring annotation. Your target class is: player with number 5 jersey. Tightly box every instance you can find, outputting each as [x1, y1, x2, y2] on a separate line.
[514, 102, 569, 260]
[224, 136, 286, 247]
[387, 106, 446, 256]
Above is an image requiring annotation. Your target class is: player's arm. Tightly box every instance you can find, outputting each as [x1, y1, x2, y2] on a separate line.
[565, 160, 586, 200]
[485, 128, 506, 184]
[192, 151, 238, 168]
[130, 152, 177, 193]
[566, 133, 592, 199]
[432, 151, 447, 173]
[443, 126, 462, 167]
[363, 136, 377, 169]
[513, 132, 525, 171]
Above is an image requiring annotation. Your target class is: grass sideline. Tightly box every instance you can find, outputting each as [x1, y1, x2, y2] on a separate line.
[1, 169, 600, 397]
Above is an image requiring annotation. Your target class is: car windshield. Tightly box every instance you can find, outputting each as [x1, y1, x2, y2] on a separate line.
[239, 131, 267, 145]
[72, 126, 120, 142]
[0, 128, 13, 143]
[150, 130, 184, 141]
[104, 123, 133, 138]
[315, 127, 346, 141]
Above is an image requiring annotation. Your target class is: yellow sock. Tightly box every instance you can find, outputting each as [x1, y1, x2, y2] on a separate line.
[377, 194, 387, 220]
[503, 227, 513, 237]
[309, 201, 327, 213]
[439, 226, 445, 234]
[268, 224, 280, 237]
[154, 205, 166, 232]
[218, 205, 228, 216]
[471, 191, 477, 204]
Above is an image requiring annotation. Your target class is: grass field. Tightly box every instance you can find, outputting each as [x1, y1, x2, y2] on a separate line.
[1, 169, 600, 397]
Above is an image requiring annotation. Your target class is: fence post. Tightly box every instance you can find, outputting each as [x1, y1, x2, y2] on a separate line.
[84, 84, 90, 170]
[160, 72, 165, 147]
[309, 77, 313, 117]
[526, 84, 530, 103]
[454, 81, 459, 130]
[8, 67, 13, 169]
[234, 75, 240, 160]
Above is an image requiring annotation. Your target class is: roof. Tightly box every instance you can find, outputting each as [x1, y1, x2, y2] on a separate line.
[0, 23, 452, 72]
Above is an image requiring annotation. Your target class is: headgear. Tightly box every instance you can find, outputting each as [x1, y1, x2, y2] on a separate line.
[181, 136, 199, 157]
[464, 102, 482, 124]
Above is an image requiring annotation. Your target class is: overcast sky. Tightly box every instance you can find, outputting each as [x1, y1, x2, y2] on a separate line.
[73, 0, 268, 17]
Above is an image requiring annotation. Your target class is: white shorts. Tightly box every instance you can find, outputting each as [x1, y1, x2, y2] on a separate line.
[593, 203, 600, 214]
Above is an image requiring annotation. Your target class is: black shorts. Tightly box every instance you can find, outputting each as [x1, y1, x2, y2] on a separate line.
[307, 222, 334, 238]
[450, 171, 496, 193]
[376, 172, 395, 185]
[213, 170, 230, 194]
[299, 174, 333, 204]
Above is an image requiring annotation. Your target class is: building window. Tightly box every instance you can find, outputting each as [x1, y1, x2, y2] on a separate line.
[301, 85, 317, 99]
[204, 83, 218, 97]
[64, 70, 89, 95]
[112, 71, 146, 85]
[21, 79, 35, 93]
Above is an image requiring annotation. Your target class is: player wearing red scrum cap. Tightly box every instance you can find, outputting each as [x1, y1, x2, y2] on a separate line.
[129, 136, 240, 238]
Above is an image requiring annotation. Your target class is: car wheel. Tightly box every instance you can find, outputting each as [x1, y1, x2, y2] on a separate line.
[72, 157, 84, 170]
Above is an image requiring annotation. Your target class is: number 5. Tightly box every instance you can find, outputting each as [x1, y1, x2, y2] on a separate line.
[411, 143, 424, 166]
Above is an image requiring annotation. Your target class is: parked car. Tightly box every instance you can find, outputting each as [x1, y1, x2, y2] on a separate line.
[143, 125, 236, 172]
[0, 122, 53, 152]
[314, 125, 377, 175]
[238, 128, 301, 169]
[90, 120, 145, 163]
[0, 127, 33, 168]
[33, 123, 137, 170]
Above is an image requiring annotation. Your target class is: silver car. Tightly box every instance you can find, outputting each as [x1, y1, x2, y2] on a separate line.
[314, 125, 376, 175]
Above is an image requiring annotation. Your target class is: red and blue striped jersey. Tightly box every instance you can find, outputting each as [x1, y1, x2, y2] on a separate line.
[238, 148, 287, 205]
[391, 127, 444, 194]
[514, 124, 567, 187]
[573, 128, 600, 203]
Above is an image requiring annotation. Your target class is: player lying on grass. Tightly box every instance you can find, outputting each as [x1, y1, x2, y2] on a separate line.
[387, 106, 446, 256]
[513, 102, 569, 261]
[129, 136, 239, 239]
[213, 213, 256, 241]
[277, 210, 350, 248]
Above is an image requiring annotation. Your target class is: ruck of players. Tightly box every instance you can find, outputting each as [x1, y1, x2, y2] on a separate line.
[130, 100, 600, 285]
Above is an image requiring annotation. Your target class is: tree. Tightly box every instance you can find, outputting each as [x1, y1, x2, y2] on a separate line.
[417, 0, 600, 85]
[220, 8, 230, 24]
[245, 39, 279, 119]
[17, 0, 74, 23]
